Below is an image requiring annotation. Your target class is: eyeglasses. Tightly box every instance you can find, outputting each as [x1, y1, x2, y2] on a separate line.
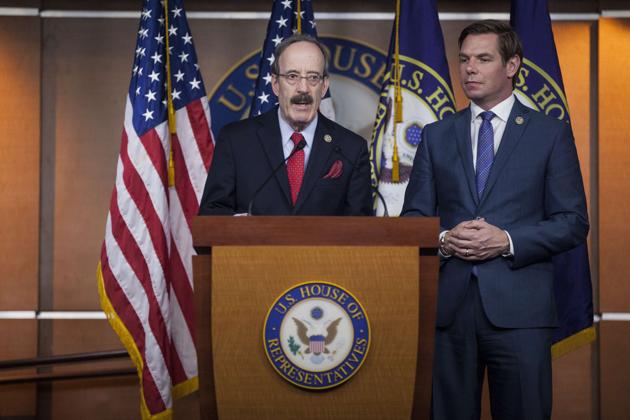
[276, 72, 326, 86]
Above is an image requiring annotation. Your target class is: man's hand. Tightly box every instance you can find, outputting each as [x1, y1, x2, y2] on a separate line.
[443, 219, 509, 261]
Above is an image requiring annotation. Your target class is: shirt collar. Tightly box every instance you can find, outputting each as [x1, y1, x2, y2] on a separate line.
[277, 108, 318, 148]
[470, 94, 515, 123]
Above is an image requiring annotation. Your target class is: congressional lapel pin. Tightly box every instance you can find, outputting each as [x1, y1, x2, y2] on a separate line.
[515, 116, 524, 125]
[324, 134, 332, 143]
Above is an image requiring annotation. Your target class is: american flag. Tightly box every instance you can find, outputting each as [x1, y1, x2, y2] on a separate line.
[250, 0, 334, 118]
[97, 0, 213, 418]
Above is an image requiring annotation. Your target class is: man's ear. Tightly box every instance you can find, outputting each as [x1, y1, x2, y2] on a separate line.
[321, 76, 330, 98]
[506, 55, 521, 79]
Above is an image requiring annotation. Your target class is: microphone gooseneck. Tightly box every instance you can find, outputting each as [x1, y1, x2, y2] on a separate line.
[247, 139, 307, 215]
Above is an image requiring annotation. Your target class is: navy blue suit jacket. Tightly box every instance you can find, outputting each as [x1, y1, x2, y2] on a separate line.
[401, 99, 589, 329]
[198, 109, 372, 216]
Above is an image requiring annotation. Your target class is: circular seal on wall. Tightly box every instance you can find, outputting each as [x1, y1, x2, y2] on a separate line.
[514, 57, 571, 124]
[370, 55, 456, 216]
[263, 281, 370, 390]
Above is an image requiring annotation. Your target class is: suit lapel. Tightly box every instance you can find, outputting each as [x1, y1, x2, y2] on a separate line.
[478, 100, 530, 206]
[256, 112, 292, 206]
[454, 108, 479, 205]
[294, 115, 334, 213]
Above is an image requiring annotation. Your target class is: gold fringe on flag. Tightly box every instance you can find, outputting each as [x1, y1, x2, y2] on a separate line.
[551, 326, 596, 359]
[164, 0, 176, 187]
[97, 263, 173, 420]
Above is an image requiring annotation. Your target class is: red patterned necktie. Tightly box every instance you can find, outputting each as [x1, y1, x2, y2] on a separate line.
[287, 132, 305, 205]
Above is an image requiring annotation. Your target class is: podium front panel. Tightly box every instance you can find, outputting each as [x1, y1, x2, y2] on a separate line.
[209, 246, 420, 420]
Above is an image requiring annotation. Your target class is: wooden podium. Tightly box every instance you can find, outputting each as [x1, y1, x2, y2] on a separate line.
[192, 216, 439, 420]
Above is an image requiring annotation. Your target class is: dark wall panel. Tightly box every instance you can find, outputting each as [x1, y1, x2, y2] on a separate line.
[0, 17, 40, 310]
[50, 320, 138, 419]
[0, 320, 37, 417]
[599, 18, 630, 313]
[600, 322, 630, 419]
[43, 18, 136, 310]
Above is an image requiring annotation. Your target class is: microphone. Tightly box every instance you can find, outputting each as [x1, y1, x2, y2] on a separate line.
[247, 139, 307, 215]
[334, 145, 389, 217]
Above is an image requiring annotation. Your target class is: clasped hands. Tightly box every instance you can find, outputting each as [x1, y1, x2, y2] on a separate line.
[441, 219, 510, 261]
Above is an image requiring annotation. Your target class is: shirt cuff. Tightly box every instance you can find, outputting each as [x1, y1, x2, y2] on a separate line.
[439, 230, 452, 258]
[503, 230, 514, 257]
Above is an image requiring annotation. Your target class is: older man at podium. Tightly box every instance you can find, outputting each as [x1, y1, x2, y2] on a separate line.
[199, 34, 371, 216]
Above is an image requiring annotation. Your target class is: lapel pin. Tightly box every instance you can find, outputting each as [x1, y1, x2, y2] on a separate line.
[324, 134, 332, 143]
[515, 116, 524, 125]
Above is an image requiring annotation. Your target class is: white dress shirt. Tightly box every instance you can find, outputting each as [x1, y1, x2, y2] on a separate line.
[469, 94, 515, 170]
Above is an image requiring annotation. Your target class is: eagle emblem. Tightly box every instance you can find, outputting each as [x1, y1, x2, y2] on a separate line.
[293, 316, 342, 363]
[263, 281, 371, 389]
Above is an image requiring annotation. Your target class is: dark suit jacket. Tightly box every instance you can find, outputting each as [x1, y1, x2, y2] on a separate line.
[401, 99, 589, 329]
[198, 109, 372, 216]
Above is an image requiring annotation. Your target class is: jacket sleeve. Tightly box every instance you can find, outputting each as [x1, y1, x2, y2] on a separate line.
[508, 122, 589, 268]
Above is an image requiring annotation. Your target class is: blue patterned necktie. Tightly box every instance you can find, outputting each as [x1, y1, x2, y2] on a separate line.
[476, 111, 496, 199]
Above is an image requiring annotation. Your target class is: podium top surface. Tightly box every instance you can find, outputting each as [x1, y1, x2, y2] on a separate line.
[192, 216, 439, 248]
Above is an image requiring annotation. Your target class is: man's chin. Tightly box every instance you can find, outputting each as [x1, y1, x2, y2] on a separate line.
[287, 110, 315, 129]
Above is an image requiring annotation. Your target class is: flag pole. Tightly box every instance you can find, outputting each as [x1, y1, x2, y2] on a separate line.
[391, 0, 402, 182]
[164, 0, 176, 187]
[296, 0, 302, 33]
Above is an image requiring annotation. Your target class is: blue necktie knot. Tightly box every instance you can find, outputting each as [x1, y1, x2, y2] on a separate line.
[480, 111, 495, 122]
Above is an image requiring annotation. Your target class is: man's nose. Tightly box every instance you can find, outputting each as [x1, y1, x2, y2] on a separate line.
[295, 76, 310, 90]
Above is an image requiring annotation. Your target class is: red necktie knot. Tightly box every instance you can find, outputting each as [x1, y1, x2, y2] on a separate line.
[291, 131, 304, 146]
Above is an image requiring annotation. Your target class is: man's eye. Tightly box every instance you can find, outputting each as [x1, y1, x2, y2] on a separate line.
[287, 74, 300, 81]
[307, 75, 320, 82]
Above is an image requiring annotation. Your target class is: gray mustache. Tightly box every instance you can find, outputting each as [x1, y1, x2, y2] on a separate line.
[290, 93, 313, 105]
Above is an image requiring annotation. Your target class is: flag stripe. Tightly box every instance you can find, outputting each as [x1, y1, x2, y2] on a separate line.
[168, 190, 195, 287]
[118, 131, 170, 294]
[169, 289, 198, 378]
[167, 236, 196, 340]
[124, 97, 170, 192]
[117, 132, 191, 386]
[107, 184, 173, 375]
[121, 119, 170, 233]
[185, 98, 214, 173]
[170, 133, 200, 224]
[172, 129, 205, 211]
[100, 247, 169, 414]
[102, 210, 172, 410]
[100, 244, 147, 357]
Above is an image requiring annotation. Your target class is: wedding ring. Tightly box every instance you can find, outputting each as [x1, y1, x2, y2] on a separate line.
[465, 249, 469, 257]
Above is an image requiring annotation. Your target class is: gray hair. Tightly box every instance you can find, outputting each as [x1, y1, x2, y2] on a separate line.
[271, 34, 329, 77]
